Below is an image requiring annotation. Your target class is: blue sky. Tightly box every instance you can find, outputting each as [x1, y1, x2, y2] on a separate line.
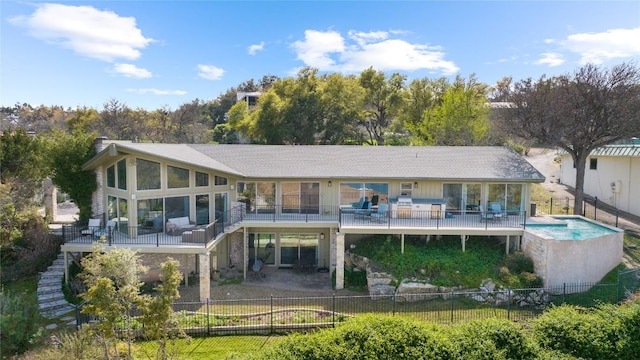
[2, 1, 639, 111]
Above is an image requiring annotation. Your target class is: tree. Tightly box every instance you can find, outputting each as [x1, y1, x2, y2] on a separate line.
[140, 258, 186, 360]
[46, 130, 98, 222]
[80, 244, 148, 359]
[100, 99, 133, 140]
[499, 62, 640, 215]
[318, 74, 365, 144]
[412, 75, 491, 145]
[358, 68, 406, 145]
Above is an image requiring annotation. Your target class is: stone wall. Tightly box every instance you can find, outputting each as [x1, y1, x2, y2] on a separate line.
[521, 232, 548, 282]
[140, 253, 196, 283]
[228, 232, 245, 270]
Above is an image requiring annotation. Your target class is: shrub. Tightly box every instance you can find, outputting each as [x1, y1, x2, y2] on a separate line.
[255, 315, 454, 360]
[533, 303, 640, 360]
[519, 272, 543, 288]
[0, 290, 43, 356]
[449, 318, 537, 360]
[503, 252, 534, 274]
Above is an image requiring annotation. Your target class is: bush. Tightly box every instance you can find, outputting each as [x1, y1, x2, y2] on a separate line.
[503, 252, 534, 274]
[532, 303, 640, 360]
[255, 315, 454, 360]
[519, 272, 543, 288]
[0, 290, 43, 356]
[450, 318, 537, 360]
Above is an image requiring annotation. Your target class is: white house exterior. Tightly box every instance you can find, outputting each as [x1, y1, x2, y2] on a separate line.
[559, 139, 640, 217]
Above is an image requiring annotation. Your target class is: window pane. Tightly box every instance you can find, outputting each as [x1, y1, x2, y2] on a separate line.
[444, 184, 462, 213]
[237, 182, 256, 212]
[107, 165, 115, 188]
[108, 196, 118, 221]
[256, 182, 275, 213]
[196, 194, 209, 225]
[137, 159, 161, 190]
[138, 198, 163, 232]
[196, 171, 209, 187]
[214, 175, 228, 186]
[488, 184, 506, 209]
[366, 183, 388, 205]
[167, 165, 189, 188]
[282, 183, 300, 213]
[465, 184, 481, 211]
[117, 159, 127, 190]
[340, 183, 362, 206]
[117, 198, 128, 232]
[506, 184, 523, 214]
[165, 196, 189, 220]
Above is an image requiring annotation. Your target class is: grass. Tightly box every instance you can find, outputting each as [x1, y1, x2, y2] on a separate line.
[351, 235, 507, 288]
[133, 335, 285, 359]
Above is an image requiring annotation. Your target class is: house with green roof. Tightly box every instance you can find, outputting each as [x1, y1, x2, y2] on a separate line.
[61, 138, 545, 301]
[558, 138, 640, 218]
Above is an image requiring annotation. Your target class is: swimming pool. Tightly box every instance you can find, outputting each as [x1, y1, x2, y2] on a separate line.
[521, 216, 623, 290]
[525, 217, 618, 240]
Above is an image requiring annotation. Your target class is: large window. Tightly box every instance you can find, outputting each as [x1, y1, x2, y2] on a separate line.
[280, 233, 318, 267]
[214, 192, 228, 223]
[116, 159, 127, 190]
[248, 233, 276, 266]
[137, 159, 161, 190]
[237, 182, 275, 213]
[165, 196, 190, 220]
[108, 195, 128, 234]
[282, 182, 320, 214]
[214, 175, 228, 186]
[196, 194, 209, 225]
[443, 183, 481, 213]
[137, 198, 163, 232]
[196, 171, 209, 187]
[340, 182, 388, 206]
[488, 183, 524, 214]
[106, 160, 127, 189]
[167, 165, 189, 188]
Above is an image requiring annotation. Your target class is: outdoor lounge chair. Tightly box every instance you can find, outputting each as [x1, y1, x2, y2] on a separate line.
[490, 203, 505, 219]
[370, 203, 389, 222]
[93, 220, 116, 240]
[81, 218, 101, 237]
[354, 199, 372, 218]
[479, 205, 495, 222]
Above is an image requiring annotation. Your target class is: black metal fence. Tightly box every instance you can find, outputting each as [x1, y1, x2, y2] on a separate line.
[76, 271, 639, 337]
[533, 195, 629, 228]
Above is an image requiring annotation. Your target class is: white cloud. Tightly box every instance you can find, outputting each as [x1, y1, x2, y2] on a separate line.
[10, 3, 153, 62]
[112, 63, 152, 78]
[564, 27, 640, 64]
[291, 29, 458, 75]
[197, 64, 225, 80]
[534, 52, 565, 67]
[248, 41, 265, 55]
[127, 88, 187, 95]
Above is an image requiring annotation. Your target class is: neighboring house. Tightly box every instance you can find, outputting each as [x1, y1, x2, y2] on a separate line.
[61, 139, 545, 301]
[558, 138, 640, 217]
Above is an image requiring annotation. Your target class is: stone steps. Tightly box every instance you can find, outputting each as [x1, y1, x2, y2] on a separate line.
[37, 253, 75, 319]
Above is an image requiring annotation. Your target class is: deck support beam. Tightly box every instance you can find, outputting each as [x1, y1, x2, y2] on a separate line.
[461, 235, 466, 252]
[64, 251, 69, 285]
[198, 253, 210, 302]
[506, 235, 510, 255]
[335, 233, 345, 290]
[401, 234, 405, 254]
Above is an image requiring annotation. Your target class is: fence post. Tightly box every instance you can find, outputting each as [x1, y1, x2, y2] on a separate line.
[562, 283, 566, 304]
[450, 290, 454, 323]
[207, 298, 210, 336]
[615, 209, 619, 228]
[392, 294, 396, 316]
[594, 196, 598, 221]
[507, 287, 511, 320]
[550, 197, 553, 215]
[270, 295, 274, 334]
[332, 294, 336, 328]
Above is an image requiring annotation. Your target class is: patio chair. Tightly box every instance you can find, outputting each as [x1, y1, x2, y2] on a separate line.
[93, 220, 116, 240]
[370, 203, 389, 222]
[478, 205, 494, 222]
[81, 218, 101, 237]
[490, 203, 505, 219]
[251, 257, 266, 279]
[354, 199, 372, 218]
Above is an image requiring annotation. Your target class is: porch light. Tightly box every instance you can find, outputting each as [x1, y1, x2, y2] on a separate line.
[328, 181, 332, 187]
[414, 182, 418, 188]
[320, 233, 325, 240]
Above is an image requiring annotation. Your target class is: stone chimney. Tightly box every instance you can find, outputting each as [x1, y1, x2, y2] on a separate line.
[94, 136, 109, 153]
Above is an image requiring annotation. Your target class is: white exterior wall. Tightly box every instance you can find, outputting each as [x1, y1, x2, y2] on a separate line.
[560, 154, 640, 217]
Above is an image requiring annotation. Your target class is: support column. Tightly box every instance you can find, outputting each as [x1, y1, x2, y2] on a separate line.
[461, 235, 466, 252]
[184, 254, 189, 286]
[506, 235, 510, 255]
[243, 229, 248, 280]
[401, 234, 405, 254]
[198, 253, 210, 302]
[335, 232, 345, 290]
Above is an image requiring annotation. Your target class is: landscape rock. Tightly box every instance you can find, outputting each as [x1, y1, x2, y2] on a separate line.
[395, 280, 440, 302]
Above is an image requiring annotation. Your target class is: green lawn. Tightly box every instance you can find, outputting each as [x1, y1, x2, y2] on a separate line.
[133, 335, 284, 359]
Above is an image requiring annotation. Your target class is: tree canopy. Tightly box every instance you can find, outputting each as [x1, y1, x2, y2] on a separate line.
[497, 62, 640, 214]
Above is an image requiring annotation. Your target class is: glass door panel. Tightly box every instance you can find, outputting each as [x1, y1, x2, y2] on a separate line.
[196, 194, 209, 225]
[214, 192, 228, 223]
[280, 234, 299, 266]
[282, 183, 300, 213]
[443, 184, 462, 213]
[506, 184, 523, 214]
[301, 183, 319, 214]
[299, 234, 318, 266]
[465, 184, 481, 212]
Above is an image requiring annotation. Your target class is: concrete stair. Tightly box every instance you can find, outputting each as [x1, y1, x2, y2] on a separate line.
[37, 253, 76, 319]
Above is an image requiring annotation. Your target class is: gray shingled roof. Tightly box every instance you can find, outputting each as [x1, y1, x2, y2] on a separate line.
[108, 143, 544, 182]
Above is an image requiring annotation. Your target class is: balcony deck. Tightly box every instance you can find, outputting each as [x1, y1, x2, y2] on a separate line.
[61, 208, 528, 252]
